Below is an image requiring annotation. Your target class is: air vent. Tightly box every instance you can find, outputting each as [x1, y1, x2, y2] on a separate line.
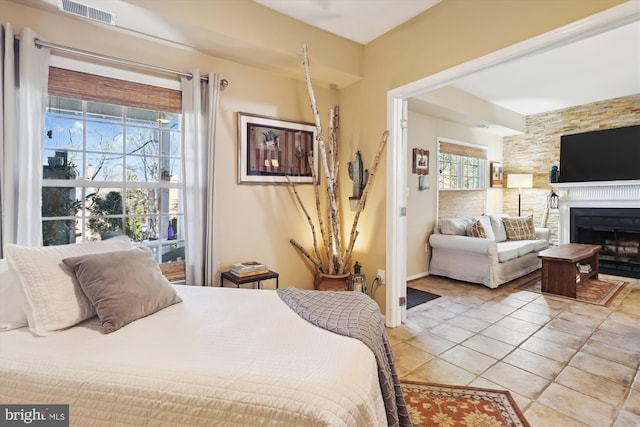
[58, 0, 117, 25]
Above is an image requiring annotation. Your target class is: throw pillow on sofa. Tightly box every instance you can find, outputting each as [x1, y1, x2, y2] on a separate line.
[466, 216, 495, 240]
[503, 215, 536, 240]
[441, 217, 473, 235]
[468, 220, 487, 238]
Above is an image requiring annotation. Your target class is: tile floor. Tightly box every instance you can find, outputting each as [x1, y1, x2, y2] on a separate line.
[387, 271, 640, 427]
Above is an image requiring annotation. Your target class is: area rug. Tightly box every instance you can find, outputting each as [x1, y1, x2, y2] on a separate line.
[407, 287, 440, 309]
[401, 381, 530, 427]
[519, 274, 630, 307]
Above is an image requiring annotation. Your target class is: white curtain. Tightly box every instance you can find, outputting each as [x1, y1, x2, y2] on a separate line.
[1, 24, 50, 256]
[181, 70, 220, 286]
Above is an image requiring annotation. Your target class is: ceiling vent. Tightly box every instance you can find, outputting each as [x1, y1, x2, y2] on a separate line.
[58, 0, 117, 25]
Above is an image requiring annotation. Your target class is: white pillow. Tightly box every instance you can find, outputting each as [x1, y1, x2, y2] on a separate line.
[440, 218, 473, 235]
[486, 215, 508, 242]
[5, 235, 133, 336]
[0, 259, 28, 331]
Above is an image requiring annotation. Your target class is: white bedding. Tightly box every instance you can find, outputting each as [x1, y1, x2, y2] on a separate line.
[0, 286, 386, 426]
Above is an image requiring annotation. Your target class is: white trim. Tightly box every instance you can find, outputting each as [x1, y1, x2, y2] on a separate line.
[407, 271, 429, 281]
[385, 96, 407, 327]
[385, 1, 640, 327]
[554, 179, 640, 188]
[556, 181, 640, 244]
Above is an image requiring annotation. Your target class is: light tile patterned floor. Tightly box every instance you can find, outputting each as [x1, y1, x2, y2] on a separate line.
[388, 272, 640, 427]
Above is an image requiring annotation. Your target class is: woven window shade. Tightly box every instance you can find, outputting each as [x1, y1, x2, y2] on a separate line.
[48, 67, 181, 113]
[439, 141, 487, 159]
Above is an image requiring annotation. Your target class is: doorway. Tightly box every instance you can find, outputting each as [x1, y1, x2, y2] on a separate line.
[385, 2, 639, 327]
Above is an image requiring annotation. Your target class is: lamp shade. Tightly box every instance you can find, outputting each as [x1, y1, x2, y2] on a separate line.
[507, 173, 533, 189]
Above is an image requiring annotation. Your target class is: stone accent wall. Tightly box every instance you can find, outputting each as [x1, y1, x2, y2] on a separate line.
[439, 190, 486, 221]
[503, 94, 640, 245]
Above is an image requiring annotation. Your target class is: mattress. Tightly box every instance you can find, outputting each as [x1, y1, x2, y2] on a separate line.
[0, 286, 386, 426]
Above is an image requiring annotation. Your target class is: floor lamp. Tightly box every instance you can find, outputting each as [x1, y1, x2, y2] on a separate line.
[507, 173, 533, 216]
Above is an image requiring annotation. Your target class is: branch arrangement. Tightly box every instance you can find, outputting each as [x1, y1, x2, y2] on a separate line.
[289, 44, 388, 276]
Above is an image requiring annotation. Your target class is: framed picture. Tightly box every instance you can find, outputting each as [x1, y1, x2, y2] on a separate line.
[412, 148, 429, 175]
[490, 161, 503, 187]
[237, 112, 318, 184]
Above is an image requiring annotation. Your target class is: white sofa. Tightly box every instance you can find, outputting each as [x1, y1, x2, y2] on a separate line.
[428, 215, 550, 289]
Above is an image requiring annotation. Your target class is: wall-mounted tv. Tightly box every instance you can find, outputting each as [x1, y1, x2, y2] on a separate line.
[559, 124, 640, 183]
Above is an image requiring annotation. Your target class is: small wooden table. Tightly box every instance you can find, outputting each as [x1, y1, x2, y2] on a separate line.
[220, 270, 279, 289]
[538, 243, 600, 298]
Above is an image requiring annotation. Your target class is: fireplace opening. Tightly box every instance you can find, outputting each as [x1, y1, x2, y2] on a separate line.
[570, 208, 640, 278]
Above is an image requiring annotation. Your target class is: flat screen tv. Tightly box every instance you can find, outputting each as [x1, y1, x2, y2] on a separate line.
[558, 124, 640, 183]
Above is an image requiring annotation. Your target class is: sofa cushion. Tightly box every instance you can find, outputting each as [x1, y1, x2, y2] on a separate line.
[503, 215, 536, 240]
[486, 215, 508, 242]
[516, 242, 535, 256]
[496, 242, 520, 262]
[441, 217, 473, 236]
[532, 239, 549, 251]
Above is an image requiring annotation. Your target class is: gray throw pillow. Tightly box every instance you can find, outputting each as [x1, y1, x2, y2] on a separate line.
[63, 247, 182, 334]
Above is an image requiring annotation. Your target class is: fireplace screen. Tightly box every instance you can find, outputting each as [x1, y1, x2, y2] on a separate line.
[571, 208, 640, 278]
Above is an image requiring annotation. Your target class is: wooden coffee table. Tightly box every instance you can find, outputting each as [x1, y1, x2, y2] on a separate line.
[537, 243, 600, 298]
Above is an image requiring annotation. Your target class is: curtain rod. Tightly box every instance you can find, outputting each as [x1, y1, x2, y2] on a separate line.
[33, 38, 229, 88]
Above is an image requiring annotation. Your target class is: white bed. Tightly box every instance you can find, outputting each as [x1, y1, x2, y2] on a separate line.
[0, 285, 387, 426]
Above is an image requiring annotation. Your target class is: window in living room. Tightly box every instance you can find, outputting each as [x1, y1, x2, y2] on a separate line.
[438, 139, 486, 190]
[42, 68, 184, 265]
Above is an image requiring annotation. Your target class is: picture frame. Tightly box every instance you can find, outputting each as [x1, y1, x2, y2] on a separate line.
[412, 148, 429, 175]
[237, 112, 318, 184]
[490, 161, 503, 187]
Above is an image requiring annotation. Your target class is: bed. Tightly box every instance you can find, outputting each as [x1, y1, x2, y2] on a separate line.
[0, 237, 405, 426]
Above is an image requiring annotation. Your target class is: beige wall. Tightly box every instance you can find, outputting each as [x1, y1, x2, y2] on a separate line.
[4, 0, 628, 312]
[3, 0, 341, 291]
[405, 110, 503, 279]
[339, 0, 626, 309]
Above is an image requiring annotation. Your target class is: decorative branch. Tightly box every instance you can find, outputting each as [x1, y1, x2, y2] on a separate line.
[290, 238, 323, 272]
[286, 175, 323, 271]
[289, 44, 388, 279]
[307, 155, 330, 267]
[302, 44, 342, 271]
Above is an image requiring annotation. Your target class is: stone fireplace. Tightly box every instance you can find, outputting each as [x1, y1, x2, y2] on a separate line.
[556, 180, 640, 278]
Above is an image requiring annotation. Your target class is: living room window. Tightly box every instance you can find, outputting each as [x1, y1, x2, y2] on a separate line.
[42, 68, 184, 264]
[438, 139, 487, 190]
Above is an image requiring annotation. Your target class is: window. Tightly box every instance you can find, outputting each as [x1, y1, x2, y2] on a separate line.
[42, 68, 184, 264]
[438, 139, 487, 190]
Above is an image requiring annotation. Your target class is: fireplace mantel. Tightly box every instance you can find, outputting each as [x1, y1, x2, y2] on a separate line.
[555, 180, 640, 244]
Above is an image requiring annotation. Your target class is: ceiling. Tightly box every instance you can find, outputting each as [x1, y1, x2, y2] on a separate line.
[255, 0, 640, 135]
[253, 0, 442, 44]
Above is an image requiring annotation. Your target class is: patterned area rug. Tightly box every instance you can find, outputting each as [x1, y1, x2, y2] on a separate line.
[519, 274, 630, 307]
[401, 381, 530, 427]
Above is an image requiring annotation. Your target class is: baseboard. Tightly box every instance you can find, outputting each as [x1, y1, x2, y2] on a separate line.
[407, 271, 430, 282]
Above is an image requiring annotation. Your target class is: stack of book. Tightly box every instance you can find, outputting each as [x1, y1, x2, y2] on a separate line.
[576, 262, 592, 274]
[230, 261, 268, 277]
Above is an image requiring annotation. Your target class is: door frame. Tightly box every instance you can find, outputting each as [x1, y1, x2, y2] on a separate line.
[385, 1, 639, 327]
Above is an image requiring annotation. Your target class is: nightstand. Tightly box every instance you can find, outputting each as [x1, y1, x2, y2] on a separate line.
[220, 270, 279, 289]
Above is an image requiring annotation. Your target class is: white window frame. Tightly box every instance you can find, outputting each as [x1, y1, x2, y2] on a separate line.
[437, 137, 487, 191]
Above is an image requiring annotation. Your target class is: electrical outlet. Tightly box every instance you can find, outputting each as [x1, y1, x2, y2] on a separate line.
[376, 269, 385, 284]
